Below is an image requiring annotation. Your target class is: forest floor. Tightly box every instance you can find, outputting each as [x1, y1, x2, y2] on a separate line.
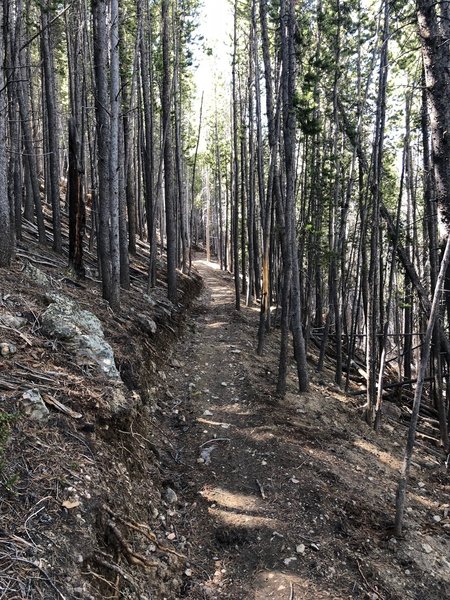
[160, 257, 450, 600]
[1, 246, 450, 599]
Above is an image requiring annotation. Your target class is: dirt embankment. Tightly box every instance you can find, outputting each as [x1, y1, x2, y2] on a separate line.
[1, 250, 450, 600]
[0, 241, 202, 600]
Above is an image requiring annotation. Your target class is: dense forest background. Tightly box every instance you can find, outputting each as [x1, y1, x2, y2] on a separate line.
[1, 0, 450, 536]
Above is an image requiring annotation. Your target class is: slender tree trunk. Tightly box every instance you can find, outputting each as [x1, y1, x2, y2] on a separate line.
[41, 1, 62, 252]
[0, 1, 11, 267]
[68, 117, 85, 277]
[232, 0, 241, 311]
[92, 0, 112, 300]
[279, 0, 308, 394]
[162, 0, 177, 303]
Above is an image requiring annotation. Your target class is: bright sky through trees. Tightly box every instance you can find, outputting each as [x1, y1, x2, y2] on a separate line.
[192, 0, 233, 131]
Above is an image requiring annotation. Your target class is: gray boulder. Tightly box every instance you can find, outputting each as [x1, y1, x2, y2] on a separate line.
[41, 294, 120, 380]
[23, 262, 50, 287]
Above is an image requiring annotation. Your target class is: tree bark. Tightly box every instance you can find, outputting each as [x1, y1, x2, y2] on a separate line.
[41, 1, 62, 252]
[162, 0, 177, 303]
[0, 0, 11, 267]
[92, 0, 112, 300]
[417, 0, 450, 225]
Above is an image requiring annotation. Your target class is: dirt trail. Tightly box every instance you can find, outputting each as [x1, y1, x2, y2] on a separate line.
[160, 258, 450, 600]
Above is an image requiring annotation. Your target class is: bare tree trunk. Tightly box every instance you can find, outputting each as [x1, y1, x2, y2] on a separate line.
[417, 0, 450, 225]
[232, 0, 241, 311]
[0, 0, 11, 267]
[162, 0, 177, 303]
[366, 0, 389, 425]
[92, 0, 112, 300]
[41, 0, 62, 252]
[279, 0, 308, 393]
[257, 0, 276, 354]
[68, 117, 85, 277]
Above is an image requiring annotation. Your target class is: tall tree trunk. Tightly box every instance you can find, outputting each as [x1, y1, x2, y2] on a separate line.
[162, 0, 177, 303]
[232, 0, 241, 311]
[41, 1, 62, 252]
[68, 117, 85, 276]
[0, 1, 11, 267]
[92, 0, 112, 300]
[417, 0, 450, 225]
[366, 0, 389, 425]
[278, 0, 308, 394]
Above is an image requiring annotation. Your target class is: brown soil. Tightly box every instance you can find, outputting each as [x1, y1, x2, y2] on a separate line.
[1, 247, 449, 600]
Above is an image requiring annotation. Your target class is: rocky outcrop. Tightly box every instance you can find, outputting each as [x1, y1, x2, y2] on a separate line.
[41, 293, 120, 380]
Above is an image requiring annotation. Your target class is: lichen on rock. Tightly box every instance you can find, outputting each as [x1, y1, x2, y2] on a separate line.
[41, 293, 120, 380]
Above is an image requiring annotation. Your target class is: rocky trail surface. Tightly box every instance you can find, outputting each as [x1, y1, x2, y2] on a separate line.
[158, 258, 450, 600]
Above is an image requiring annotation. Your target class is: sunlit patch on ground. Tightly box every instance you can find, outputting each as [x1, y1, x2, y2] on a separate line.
[209, 505, 279, 530]
[254, 570, 343, 599]
[354, 438, 402, 471]
[200, 485, 262, 512]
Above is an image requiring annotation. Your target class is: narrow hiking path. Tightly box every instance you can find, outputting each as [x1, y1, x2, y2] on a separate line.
[167, 257, 308, 599]
[159, 258, 450, 600]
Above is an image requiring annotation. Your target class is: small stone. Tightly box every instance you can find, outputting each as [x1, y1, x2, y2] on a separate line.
[197, 458, 205, 464]
[0, 342, 16, 357]
[296, 544, 305, 554]
[418, 481, 425, 488]
[422, 543, 433, 554]
[136, 313, 157, 334]
[21, 389, 49, 422]
[171, 359, 182, 368]
[433, 515, 442, 522]
[184, 568, 192, 577]
[290, 477, 300, 484]
[0, 314, 27, 328]
[164, 487, 178, 505]
[221, 382, 228, 387]
[388, 537, 397, 550]
[203, 410, 213, 416]
[166, 532, 176, 540]
[283, 556, 297, 566]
